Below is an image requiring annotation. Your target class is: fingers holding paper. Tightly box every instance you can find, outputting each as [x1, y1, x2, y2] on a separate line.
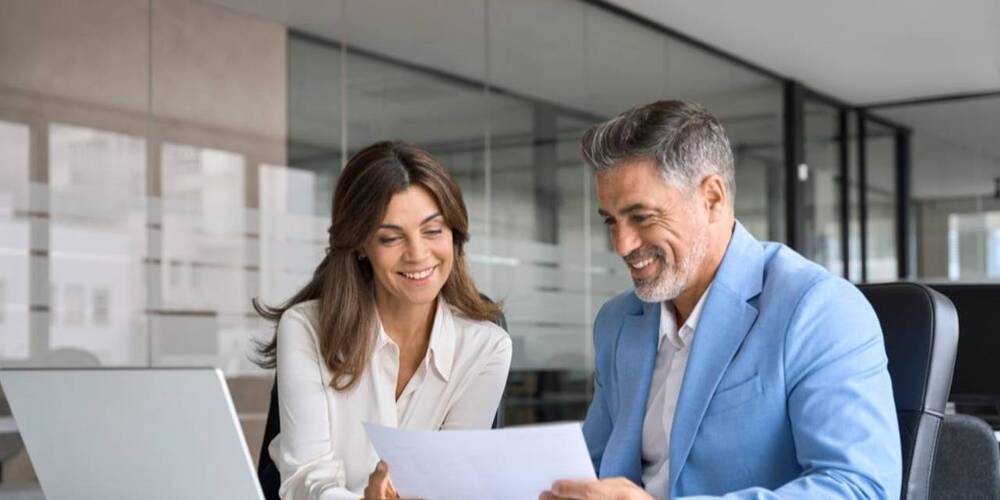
[363, 460, 400, 500]
[539, 477, 653, 500]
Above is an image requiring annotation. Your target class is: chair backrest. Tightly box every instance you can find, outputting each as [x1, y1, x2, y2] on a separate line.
[257, 381, 281, 500]
[257, 301, 508, 500]
[929, 413, 1000, 500]
[858, 282, 959, 500]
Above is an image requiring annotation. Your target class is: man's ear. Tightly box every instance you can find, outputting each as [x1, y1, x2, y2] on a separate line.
[699, 174, 728, 223]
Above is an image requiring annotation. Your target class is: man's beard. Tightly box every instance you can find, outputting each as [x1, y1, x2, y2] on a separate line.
[629, 227, 708, 303]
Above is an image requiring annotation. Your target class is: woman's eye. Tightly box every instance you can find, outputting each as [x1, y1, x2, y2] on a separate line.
[424, 229, 443, 236]
[378, 236, 401, 245]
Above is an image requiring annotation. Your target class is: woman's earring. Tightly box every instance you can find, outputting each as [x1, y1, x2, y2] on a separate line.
[357, 253, 366, 261]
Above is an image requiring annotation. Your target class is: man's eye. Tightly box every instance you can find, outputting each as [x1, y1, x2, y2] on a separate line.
[631, 215, 650, 223]
[603, 218, 615, 226]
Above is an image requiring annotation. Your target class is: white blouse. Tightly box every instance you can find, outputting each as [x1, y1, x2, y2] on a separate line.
[268, 299, 512, 500]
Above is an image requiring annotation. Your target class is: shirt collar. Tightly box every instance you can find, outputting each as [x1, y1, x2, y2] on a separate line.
[374, 299, 454, 382]
[427, 299, 454, 382]
[659, 284, 712, 350]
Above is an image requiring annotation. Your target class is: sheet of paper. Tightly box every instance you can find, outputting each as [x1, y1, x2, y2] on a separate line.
[363, 422, 596, 500]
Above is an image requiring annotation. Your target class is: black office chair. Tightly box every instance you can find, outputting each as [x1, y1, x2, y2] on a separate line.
[929, 413, 1000, 499]
[257, 302, 508, 500]
[858, 282, 959, 500]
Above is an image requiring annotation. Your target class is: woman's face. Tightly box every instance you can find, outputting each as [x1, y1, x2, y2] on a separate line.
[362, 185, 454, 310]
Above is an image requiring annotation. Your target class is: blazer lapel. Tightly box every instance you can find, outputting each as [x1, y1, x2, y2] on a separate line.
[607, 300, 659, 482]
[668, 222, 763, 494]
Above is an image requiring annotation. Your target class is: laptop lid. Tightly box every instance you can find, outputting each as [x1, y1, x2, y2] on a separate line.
[0, 367, 264, 500]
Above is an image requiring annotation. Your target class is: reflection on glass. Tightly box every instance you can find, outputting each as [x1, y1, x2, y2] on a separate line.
[156, 143, 249, 371]
[948, 212, 1000, 280]
[846, 115, 863, 281]
[288, 35, 343, 214]
[258, 164, 326, 307]
[0, 120, 31, 361]
[865, 122, 897, 281]
[803, 101, 843, 275]
[48, 124, 146, 367]
[877, 96, 1000, 282]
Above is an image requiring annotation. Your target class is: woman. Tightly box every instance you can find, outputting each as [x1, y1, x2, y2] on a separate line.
[255, 141, 511, 500]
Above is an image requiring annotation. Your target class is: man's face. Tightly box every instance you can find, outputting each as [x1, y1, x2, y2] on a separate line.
[596, 159, 710, 302]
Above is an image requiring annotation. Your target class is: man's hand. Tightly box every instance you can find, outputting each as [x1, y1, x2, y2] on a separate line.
[538, 477, 654, 500]
[363, 460, 399, 500]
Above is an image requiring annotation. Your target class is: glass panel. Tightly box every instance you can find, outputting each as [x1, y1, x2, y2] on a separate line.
[0, 120, 31, 362]
[489, 0, 592, 424]
[581, 3, 786, 242]
[0, 0, 291, 485]
[802, 100, 843, 275]
[48, 123, 147, 367]
[864, 121, 897, 281]
[878, 96, 1000, 283]
[155, 143, 248, 370]
[287, 35, 344, 212]
[257, 164, 326, 308]
[847, 113, 863, 281]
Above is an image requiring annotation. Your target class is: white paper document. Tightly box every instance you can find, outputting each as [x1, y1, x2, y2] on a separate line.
[363, 422, 596, 500]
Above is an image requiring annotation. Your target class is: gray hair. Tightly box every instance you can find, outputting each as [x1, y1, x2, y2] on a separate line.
[581, 100, 735, 198]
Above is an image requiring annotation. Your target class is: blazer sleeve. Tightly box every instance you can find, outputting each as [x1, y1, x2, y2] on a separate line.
[679, 277, 902, 500]
[270, 309, 363, 500]
[582, 302, 616, 473]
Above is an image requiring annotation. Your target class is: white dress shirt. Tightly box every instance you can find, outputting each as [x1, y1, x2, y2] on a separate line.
[268, 299, 512, 500]
[641, 287, 711, 500]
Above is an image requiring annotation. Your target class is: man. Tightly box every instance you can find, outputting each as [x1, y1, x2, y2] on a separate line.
[541, 101, 901, 499]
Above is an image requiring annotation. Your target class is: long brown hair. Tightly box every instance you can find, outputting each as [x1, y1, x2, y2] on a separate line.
[254, 141, 503, 390]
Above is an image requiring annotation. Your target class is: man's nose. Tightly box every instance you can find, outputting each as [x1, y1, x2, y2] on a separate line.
[613, 225, 641, 259]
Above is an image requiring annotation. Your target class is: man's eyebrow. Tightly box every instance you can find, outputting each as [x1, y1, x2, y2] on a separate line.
[378, 212, 442, 230]
[598, 204, 653, 218]
[621, 203, 649, 214]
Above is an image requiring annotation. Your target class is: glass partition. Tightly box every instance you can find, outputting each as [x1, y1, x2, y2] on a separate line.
[802, 99, 844, 275]
[877, 96, 1000, 282]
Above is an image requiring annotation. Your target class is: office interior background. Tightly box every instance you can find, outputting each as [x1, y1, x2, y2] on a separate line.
[1, 0, 998, 492]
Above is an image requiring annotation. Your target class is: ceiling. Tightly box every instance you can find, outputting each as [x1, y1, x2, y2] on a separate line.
[605, 0, 1000, 104]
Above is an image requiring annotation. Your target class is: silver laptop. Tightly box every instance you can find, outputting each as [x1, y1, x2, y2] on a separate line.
[0, 368, 264, 500]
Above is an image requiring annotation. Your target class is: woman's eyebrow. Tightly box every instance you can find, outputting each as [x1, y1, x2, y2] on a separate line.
[379, 212, 442, 230]
[420, 212, 443, 225]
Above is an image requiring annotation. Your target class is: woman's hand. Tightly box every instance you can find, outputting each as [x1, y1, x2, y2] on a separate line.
[363, 460, 399, 500]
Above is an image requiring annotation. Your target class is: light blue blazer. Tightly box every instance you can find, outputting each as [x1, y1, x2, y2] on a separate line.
[583, 222, 902, 499]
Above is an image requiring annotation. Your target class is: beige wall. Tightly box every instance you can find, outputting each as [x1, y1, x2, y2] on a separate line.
[1, 0, 286, 148]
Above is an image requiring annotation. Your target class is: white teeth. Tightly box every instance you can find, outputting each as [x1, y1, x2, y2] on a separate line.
[631, 258, 654, 270]
[402, 267, 435, 280]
